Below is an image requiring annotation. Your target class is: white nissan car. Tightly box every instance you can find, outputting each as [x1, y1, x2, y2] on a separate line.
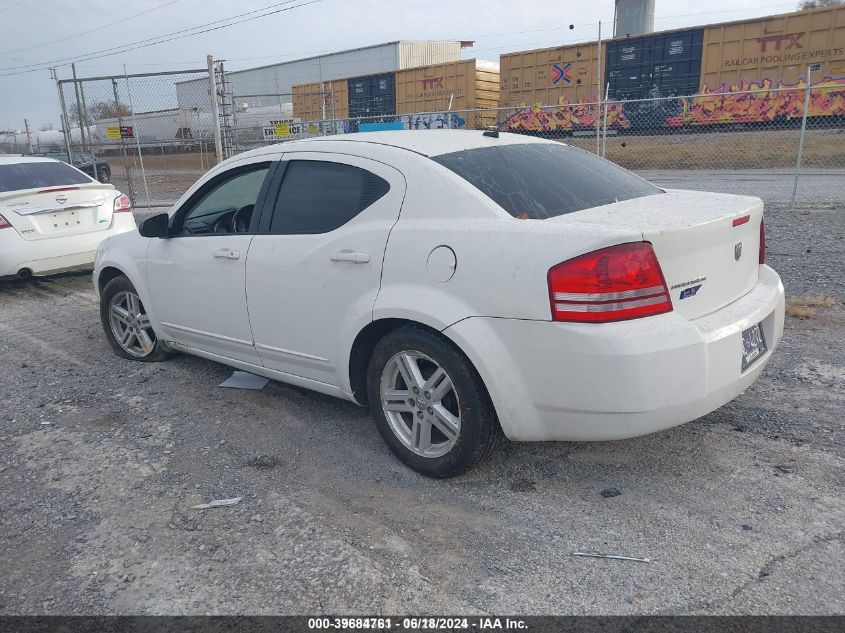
[0, 156, 135, 280]
[93, 131, 784, 477]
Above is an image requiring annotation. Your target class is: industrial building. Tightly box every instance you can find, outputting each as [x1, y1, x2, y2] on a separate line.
[175, 40, 470, 111]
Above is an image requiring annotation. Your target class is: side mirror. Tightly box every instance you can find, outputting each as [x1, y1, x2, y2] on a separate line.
[138, 212, 170, 239]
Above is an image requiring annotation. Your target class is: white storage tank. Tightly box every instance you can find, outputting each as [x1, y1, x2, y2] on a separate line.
[614, 0, 656, 38]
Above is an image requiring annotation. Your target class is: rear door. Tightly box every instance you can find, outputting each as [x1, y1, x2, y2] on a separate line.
[246, 152, 405, 386]
[145, 157, 277, 364]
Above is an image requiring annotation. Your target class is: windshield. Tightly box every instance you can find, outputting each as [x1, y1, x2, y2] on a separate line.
[432, 142, 662, 219]
[0, 161, 92, 193]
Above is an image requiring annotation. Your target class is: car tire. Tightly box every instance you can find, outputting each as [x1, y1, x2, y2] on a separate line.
[98, 169, 111, 184]
[366, 325, 503, 478]
[100, 276, 175, 362]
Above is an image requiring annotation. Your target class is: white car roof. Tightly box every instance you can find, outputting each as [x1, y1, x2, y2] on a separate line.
[239, 130, 557, 160]
[0, 156, 61, 165]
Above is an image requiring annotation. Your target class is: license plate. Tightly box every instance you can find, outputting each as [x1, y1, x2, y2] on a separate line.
[741, 322, 767, 371]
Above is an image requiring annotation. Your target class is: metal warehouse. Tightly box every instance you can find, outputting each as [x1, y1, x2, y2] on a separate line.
[175, 41, 468, 111]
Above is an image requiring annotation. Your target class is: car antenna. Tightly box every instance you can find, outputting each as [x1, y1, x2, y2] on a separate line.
[482, 125, 499, 138]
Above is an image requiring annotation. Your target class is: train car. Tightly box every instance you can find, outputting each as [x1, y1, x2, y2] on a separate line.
[291, 59, 500, 130]
[499, 4, 845, 133]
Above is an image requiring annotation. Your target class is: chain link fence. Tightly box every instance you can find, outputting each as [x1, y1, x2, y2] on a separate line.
[55, 68, 218, 208]
[46, 67, 845, 209]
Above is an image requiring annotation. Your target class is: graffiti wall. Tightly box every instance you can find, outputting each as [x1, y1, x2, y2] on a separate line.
[500, 76, 845, 133]
[670, 76, 845, 126]
[501, 98, 630, 134]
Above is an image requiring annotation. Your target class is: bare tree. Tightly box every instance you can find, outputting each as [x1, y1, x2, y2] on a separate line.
[799, 0, 843, 9]
[69, 100, 132, 125]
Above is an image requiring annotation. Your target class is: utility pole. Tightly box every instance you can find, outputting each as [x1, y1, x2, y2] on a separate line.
[596, 20, 602, 156]
[207, 55, 223, 164]
[23, 119, 33, 153]
[53, 68, 74, 164]
[791, 64, 816, 211]
[112, 78, 136, 203]
[71, 63, 88, 152]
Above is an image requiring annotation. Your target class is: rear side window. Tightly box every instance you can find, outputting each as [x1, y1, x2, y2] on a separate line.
[268, 160, 389, 234]
[432, 142, 661, 219]
[0, 161, 91, 193]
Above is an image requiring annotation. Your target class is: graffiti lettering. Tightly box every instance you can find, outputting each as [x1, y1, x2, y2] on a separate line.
[500, 75, 845, 133]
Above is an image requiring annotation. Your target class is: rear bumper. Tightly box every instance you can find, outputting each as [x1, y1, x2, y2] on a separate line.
[444, 265, 785, 441]
[0, 214, 136, 278]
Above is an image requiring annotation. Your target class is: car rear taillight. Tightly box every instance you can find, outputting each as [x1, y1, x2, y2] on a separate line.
[114, 193, 132, 213]
[0, 214, 11, 229]
[548, 242, 673, 323]
[759, 217, 766, 265]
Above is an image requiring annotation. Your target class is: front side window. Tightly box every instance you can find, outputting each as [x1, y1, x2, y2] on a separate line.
[0, 161, 91, 193]
[268, 160, 389, 234]
[176, 164, 270, 235]
[432, 142, 662, 219]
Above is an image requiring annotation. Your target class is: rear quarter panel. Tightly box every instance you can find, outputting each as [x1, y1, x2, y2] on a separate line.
[375, 159, 641, 326]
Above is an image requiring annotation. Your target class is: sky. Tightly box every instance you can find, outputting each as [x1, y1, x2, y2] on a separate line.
[0, 0, 805, 130]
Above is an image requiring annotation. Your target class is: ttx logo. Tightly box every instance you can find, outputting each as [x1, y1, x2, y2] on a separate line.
[756, 32, 803, 52]
[420, 77, 444, 89]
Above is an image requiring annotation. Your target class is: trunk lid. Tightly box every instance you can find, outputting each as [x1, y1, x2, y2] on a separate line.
[552, 189, 763, 320]
[0, 183, 117, 241]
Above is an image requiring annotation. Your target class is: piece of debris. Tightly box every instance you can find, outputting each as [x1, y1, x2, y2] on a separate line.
[600, 487, 622, 498]
[573, 552, 652, 563]
[191, 497, 243, 510]
[218, 371, 269, 390]
[39, 420, 52, 426]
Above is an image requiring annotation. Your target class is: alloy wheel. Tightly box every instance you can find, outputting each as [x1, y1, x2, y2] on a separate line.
[108, 290, 156, 358]
[380, 351, 461, 458]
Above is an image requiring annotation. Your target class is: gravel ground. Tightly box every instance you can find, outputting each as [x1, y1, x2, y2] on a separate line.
[0, 179, 843, 615]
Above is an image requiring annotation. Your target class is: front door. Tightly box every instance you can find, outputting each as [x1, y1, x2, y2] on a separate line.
[246, 152, 406, 387]
[146, 159, 275, 364]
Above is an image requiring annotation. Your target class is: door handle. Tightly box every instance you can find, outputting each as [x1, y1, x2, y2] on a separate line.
[330, 250, 370, 264]
[213, 248, 240, 260]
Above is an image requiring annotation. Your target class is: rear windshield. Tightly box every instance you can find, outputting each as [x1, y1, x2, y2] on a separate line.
[432, 142, 661, 219]
[0, 161, 91, 193]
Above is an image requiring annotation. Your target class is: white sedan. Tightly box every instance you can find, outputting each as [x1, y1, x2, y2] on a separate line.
[0, 156, 136, 280]
[93, 131, 784, 477]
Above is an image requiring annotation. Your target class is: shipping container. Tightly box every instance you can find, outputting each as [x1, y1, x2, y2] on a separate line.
[499, 43, 601, 108]
[292, 80, 348, 121]
[605, 28, 704, 100]
[395, 59, 499, 114]
[348, 72, 396, 118]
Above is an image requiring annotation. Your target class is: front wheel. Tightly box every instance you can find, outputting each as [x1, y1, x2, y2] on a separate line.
[99, 276, 174, 362]
[367, 326, 502, 478]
